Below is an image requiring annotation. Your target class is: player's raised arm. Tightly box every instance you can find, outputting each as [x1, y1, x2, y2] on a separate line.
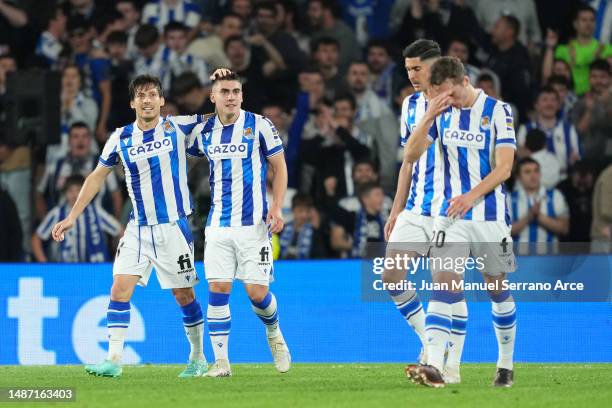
[51, 164, 113, 241]
[404, 91, 449, 163]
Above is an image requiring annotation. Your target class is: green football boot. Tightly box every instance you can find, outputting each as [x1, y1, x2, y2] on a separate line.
[84, 359, 123, 378]
[178, 359, 208, 378]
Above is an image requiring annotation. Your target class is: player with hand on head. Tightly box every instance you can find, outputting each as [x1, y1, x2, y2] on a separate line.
[187, 70, 290, 377]
[52, 75, 208, 378]
[404, 57, 517, 388]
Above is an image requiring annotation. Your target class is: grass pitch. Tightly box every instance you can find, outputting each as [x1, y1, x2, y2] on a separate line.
[0, 364, 610, 408]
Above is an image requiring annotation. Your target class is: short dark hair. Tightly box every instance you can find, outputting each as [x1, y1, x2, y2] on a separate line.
[476, 73, 494, 83]
[524, 129, 546, 152]
[129, 75, 163, 101]
[500, 15, 520, 39]
[164, 21, 189, 35]
[367, 39, 389, 54]
[589, 59, 611, 74]
[224, 34, 246, 51]
[255, 1, 277, 16]
[334, 93, 356, 110]
[63, 174, 85, 192]
[402, 39, 441, 60]
[107, 30, 128, 45]
[135, 24, 159, 48]
[68, 121, 90, 134]
[292, 193, 313, 209]
[211, 71, 242, 88]
[171, 72, 202, 96]
[222, 12, 243, 23]
[67, 15, 91, 34]
[352, 159, 376, 175]
[93, 10, 123, 35]
[429, 56, 465, 86]
[311, 36, 339, 53]
[547, 75, 572, 90]
[517, 157, 540, 172]
[575, 4, 597, 19]
[537, 85, 560, 100]
[357, 181, 382, 199]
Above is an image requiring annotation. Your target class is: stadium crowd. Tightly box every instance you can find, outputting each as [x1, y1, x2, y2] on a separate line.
[0, 0, 610, 262]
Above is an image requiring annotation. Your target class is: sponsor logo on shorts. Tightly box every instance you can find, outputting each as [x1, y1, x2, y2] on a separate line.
[177, 253, 195, 274]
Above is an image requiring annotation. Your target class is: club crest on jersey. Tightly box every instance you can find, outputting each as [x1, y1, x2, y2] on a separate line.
[163, 120, 175, 134]
[128, 137, 174, 161]
[243, 127, 254, 140]
[480, 116, 491, 130]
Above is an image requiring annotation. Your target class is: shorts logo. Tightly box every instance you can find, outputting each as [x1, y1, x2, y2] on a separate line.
[500, 237, 509, 253]
[442, 128, 486, 149]
[128, 138, 173, 161]
[177, 253, 194, 274]
[207, 143, 248, 159]
[259, 246, 270, 263]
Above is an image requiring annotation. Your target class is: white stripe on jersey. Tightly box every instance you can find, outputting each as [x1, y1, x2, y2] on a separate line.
[142, 0, 201, 30]
[188, 110, 284, 227]
[99, 115, 201, 225]
[430, 90, 516, 222]
[507, 185, 568, 243]
[400, 92, 443, 217]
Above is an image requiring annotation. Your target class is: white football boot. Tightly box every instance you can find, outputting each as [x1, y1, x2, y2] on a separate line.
[267, 330, 291, 373]
[205, 359, 232, 377]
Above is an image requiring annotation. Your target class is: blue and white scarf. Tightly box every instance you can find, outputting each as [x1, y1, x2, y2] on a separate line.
[279, 221, 314, 259]
[351, 209, 385, 258]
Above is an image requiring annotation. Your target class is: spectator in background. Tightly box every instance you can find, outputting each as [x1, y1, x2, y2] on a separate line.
[591, 164, 612, 250]
[46, 64, 99, 163]
[469, 0, 541, 50]
[116, 0, 142, 59]
[341, 0, 394, 47]
[558, 161, 595, 242]
[311, 36, 343, 100]
[106, 31, 135, 131]
[307, 0, 360, 74]
[476, 70, 519, 128]
[67, 16, 112, 144]
[134, 24, 173, 89]
[325, 181, 387, 258]
[508, 158, 569, 245]
[523, 128, 562, 189]
[188, 12, 242, 71]
[0, 186, 22, 261]
[338, 159, 393, 214]
[67, 0, 99, 22]
[554, 5, 612, 95]
[485, 14, 531, 122]
[393, 0, 446, 51]
[171, 72, 213, 115]
[366, 39, 396, 106]
[253, 1, 305, 110]
[548, 75, 577, 121]
[345, 61, 398, 193]
[262, 103, 289, 147]
[164, 21, 210, 86]
[231, 0, 253, 23]
[277, 193, 327, 259]
[32, 175, 122, 263]
[35, 4, 67, 70]
[517, 86, 580, 179]
[141, 0, 201, 39]
[276, 0, 310, 55]
[572, 59, 612, 167]
[447, 37, 480, 84]
[35, 122, 122, 221]
[587, 0, 612, 43]
[92, 9, 127, 48]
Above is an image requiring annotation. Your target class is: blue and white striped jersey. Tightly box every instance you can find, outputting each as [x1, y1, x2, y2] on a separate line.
[36, 203, 122, 262]
[428, 91, 516, 222]
[400, 92, 443, 217]
[35, 31, 63, 69]
[99, 115, 202, 225]
[517, 119, 581, 177]
[134, 46, 175, 90]
[187, 110, 284, 227]
[141, 0, 201, 30]
[507, 184, 568, 243]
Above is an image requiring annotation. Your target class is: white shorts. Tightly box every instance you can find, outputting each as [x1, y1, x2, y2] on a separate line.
[204, 224, 273, 285]
[113, 218, 199, 289]
[387, 210, 434, 255]
[429, 217, 516, 275]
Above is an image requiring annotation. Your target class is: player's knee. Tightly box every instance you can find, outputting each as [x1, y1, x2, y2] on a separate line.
[381, 268, 404, 284]
[110, 284, 131, 302]
[246, 286, 268, 304]
[172, 288, 195, 305]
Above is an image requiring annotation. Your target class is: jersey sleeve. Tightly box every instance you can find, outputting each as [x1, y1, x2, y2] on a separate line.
[259, 116, 284, 158]
[185, 123, 206, 157]
[399, 96, 410, 147]
[98, 129, 121, 167]
[553, 189, 569, 217]
[89, 58, 110, 83]
[426, 116, 440, 142]
[97, 207, 123, 236]
[36, 207, 60, 239]
[493, 102, 517, 149]
[170, 114, 203, 137]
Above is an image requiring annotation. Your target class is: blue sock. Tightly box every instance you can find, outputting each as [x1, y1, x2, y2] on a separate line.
[107, 300, 130, 363]
[207, 292, 231, 362]
[251, 292, 280, 338]
[180, 299, 204, 361]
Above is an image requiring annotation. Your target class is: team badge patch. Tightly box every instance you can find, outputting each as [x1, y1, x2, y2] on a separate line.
[480, 116, 491, 130]
[163, 120, 176, 134]
[243, 127, 254, 139]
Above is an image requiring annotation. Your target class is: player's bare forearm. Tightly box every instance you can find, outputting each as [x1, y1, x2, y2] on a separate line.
[538, 214, 569, 236]
[68, 165, 112, 221]
[467, 147, 514, 202]
[390, 159, 414, 216]
[404, 117, 434, 163]
[268, 153, 288, 211]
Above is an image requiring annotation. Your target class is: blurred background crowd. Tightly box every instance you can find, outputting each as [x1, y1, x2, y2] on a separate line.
[0, 0, 610, 262]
